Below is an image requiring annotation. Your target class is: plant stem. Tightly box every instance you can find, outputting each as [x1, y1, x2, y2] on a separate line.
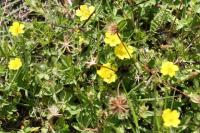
[6, 69, 20, 91]
[121, 80, 139, 132]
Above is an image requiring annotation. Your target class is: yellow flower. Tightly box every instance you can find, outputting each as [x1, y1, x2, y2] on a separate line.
[104, 32, 121, 47]
[79, 36, 85, 44]
[114, 43, 135, 60]
[160, 61, 179, 77]
[8, 58, 22, 70]
[162, 109, 181, 127]
[97, 63, 117, 83]
[9, 22, 24, 36]
[76, 5, 95, 21]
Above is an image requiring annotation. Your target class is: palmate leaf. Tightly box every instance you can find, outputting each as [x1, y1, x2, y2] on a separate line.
[150, 8, 175, 32]
[0, 0, 200, 132]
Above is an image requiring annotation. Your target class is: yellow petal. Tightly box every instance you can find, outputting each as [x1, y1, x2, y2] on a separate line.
[19, 24, 24, 29]
[105, 32, 111, 37]
[173, 65, 179, 71]
[127, 45, 135, 54]
[8, 58, 22, 70]
[9, 26, 14, 32]
[103, 63, 111, 68]
[89, 6, 95, 13]
[80, 5, 88, 11]
[76, 10, 82, 16]
[97, 70, 101, 76]
[13, 22, 20, 27]
[80, 16, 88, 21]
[104, 37, 111, 44]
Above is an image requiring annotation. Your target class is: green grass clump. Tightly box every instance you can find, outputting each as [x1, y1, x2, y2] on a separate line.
[0, 0, 200, 132]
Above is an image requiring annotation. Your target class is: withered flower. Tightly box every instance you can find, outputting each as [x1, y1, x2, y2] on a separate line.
[106, 22, 118, 34]
[109, 95, 129, 118]
[48, 105, 62, 119]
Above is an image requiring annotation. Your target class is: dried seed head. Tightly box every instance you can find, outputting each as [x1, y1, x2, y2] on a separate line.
[109, 95, 129, 119]
[189, 93, 200, 104]
[106, 22, 118, 34]
[139, 104, 149, 118]
[85, 56, 97, 68]
[87, 90, 95, 100]
[97, 109, 108, 121]
[48, 105, 62, 118]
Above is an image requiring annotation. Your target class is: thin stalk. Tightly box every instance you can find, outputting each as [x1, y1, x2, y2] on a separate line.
[133, 0, 150, 7]
[116, 33, 140, 73]
[163, 83, 189, 98]
[81, 10, 96, 28]
[138, 96, 178, 102]
[117, 80, 122, 96]
[170, 89, 176, 109]
[121, 80, 139, 132]
[116, 33, 132, 58]
[153, 83, 161, 132]
[6, 69, 20, 91]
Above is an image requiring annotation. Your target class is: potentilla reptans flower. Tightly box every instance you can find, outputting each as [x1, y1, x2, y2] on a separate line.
[75, 5, 95, 21]
[8, 58, 22, 70]
[104, 32, 121, 47]
[160, 61, 179, 77]
[97, 63, 117, 84]
[114, 43, 135, 60]
[9, 22, 24, 36]
[162, 109, 181, 127]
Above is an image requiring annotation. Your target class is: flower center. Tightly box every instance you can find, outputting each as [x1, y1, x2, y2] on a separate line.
[15, 27, 20, 33]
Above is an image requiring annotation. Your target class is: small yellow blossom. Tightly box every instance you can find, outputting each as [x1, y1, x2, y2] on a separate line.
[76, 5, 95, 21]
[114, 43, 135, 60]
[97, 63, 117, 84]
[160, 61, 179, 77]
[9, 22, 24, 36]
[8, 58, 22, 70]
[79, 36, 85, 44]
[104, 32, 121, 47]
[162, 109, 181, 127]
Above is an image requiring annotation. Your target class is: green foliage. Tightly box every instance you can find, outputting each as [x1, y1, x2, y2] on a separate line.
[150, 8, 175, 32]
[0, 0, 200, 132]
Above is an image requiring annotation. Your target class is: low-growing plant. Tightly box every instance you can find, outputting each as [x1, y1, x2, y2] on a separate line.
[0, 0, 200, 132]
